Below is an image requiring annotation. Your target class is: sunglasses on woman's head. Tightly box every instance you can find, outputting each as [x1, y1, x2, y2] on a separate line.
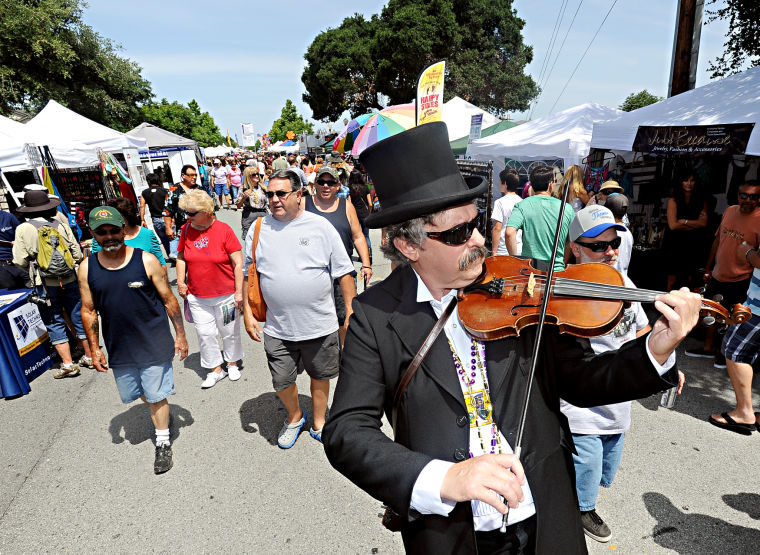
[574, 236, 622, 252]
[425, 212, 486, 246]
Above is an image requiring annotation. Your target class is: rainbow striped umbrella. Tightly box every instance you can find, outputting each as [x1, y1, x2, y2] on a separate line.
[351, 103, 416, 156]
[332, 112, 375, 153]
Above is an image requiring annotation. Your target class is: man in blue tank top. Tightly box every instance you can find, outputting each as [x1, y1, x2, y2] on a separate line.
[78, 207, 189, 474]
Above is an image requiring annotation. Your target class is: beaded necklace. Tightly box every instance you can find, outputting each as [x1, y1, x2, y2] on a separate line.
[448, 338, 503, 458]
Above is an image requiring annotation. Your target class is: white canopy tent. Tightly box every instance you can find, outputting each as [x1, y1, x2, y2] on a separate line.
[0, 115, 99, 172]
[25, 100, 147, 151]
[127, 122, 197, 150]
[469, 103, 623, 172]
[204, 145, 234, 157]
[591, 66, 760, 155]
[442, 97, 502, 142]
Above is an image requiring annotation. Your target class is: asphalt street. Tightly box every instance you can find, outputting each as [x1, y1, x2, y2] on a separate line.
[1, 208, 759, 553]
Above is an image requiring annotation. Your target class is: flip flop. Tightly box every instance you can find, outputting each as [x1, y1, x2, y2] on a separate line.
[708, 412, 755, 436]
[755, 412, 760, 433]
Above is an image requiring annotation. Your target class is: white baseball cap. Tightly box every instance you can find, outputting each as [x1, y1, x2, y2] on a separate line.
[569, 205, 627, 242]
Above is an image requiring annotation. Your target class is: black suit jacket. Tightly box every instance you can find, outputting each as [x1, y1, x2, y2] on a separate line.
[324, 265, 677, 554]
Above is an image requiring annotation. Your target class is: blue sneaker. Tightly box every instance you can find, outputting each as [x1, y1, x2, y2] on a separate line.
[277, 412, 306, 449]
[309, 427, 323, 442]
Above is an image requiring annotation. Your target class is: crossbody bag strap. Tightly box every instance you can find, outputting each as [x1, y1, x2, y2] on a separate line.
[391, 297, 457, 437]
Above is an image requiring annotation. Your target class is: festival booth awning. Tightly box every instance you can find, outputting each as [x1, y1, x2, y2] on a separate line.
[590, 66, 760, 156]
[204, 145, 234, 157]
[469, 103, 623, 171]
[25, 100, 147, 151]
[449, 119, 520, 156]
[127, 122, 197, 150]
[442, 97, 502, 142]
[0, 115, 99, 172]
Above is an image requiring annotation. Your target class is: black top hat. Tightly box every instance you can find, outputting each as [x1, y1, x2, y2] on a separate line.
[16, 190, 62, 214]
[360, 122, 487, 228]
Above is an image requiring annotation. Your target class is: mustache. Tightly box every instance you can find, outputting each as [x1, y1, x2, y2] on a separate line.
[459, 246, 487, 271]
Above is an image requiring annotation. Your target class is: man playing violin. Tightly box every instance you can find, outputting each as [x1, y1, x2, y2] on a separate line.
[323, 123, 702, 555]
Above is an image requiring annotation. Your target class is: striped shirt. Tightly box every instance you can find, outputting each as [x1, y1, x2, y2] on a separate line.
[745, 267, 760, 316]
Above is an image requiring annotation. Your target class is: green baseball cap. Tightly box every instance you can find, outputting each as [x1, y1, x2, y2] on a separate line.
[89, 206, 124, 230]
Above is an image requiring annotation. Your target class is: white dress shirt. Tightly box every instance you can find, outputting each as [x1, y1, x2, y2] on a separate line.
[408, 270, 675, 531]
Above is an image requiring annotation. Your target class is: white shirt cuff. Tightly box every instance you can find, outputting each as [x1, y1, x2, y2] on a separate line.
[410, 459, 456, 516]
[645, 335, 676, 375]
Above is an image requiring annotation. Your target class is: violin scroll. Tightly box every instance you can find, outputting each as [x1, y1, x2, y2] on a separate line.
[698, 299, 751, 326]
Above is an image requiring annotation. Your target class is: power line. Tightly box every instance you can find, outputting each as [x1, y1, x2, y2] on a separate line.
[537, 0, 584, 105]
[549, 0, 619, 114]
[533, 0, 568, 102]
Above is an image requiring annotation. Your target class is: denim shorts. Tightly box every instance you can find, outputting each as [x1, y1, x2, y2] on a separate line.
[214, 182, 229, 196]
[112, 360, 175, 404]
[37, 279, 86, 345]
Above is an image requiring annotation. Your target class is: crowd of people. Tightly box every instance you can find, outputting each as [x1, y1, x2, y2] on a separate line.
[1, 120, 759, 552]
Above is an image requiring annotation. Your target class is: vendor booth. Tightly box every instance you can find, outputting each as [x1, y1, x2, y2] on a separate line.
[0, 290, 54, 399]
[128, 122, 201, 188]
[469, 103, 623, 200]
[589, 66, 760, 290]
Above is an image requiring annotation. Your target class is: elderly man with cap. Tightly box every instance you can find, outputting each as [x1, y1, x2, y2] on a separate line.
[561, 205, 684, 543]
[12, 189, 92, 378]
[78, 206, 188, 474]
[323, 122, 701, 554]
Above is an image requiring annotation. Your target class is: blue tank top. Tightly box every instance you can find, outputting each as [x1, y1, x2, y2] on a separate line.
[305, 196, 352, 256]
[87, 248, 174, 368]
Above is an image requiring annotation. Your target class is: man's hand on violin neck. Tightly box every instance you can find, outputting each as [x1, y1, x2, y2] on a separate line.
[648, 288, 702, 365]
[441, 454, 525, 514]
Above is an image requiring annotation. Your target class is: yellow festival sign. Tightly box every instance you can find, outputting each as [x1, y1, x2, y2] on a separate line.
[416, 60, 446, 126]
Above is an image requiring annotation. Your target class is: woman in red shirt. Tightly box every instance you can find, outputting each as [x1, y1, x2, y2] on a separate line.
[176, 190, 244, 388]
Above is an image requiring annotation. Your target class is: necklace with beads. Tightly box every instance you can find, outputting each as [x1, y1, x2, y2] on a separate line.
[448, 338, 503, 457]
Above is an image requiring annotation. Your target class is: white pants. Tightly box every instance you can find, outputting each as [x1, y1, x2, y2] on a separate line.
[187, 293, 243, 369]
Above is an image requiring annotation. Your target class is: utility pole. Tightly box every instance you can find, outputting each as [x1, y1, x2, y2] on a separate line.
[668, 0, 704, 97]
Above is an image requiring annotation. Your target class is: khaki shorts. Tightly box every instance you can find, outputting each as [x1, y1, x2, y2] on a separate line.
[263, 331, 340, 391]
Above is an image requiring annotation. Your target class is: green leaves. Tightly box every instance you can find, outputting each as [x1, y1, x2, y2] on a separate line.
[706, 0, 760, 78]
[301, 0, 538, 121]
[269, 100, 313, 143]
[619, 90, 663, 112]
[0, 0, 152, 130]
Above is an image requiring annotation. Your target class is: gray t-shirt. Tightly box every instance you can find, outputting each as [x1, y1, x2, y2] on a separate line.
[243, 211, 355, 341]
[559, 275, 648, 434]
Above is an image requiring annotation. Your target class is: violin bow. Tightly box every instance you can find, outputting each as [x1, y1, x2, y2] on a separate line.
[501, 174, 572, 532]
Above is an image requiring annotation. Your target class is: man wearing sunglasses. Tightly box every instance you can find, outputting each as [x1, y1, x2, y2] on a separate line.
[323, 122, 702, 554]
[564, 205, 683, 543]
[690, 180, 760, 371]
[242, 169, 356, 448]
[78, 206, 188, 474]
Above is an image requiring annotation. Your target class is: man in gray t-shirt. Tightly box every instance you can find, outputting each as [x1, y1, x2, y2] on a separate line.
[243, 169, 356, 449]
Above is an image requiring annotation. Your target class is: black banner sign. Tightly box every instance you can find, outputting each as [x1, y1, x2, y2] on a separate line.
[632, 123, 755, 156]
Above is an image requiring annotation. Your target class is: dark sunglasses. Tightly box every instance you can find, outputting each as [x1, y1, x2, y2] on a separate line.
[316, 178, 339, 187]
[739, 192, 760, 201]
[184, 211, 199, 217]
[92, 227, 122, 237]
[265, 190, 296, 199]
[425, 212, 485, 246]
[183, 173, 197, 178]
[575, 236, 622, 252]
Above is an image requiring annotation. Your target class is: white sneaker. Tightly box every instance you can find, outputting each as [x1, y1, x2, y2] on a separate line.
[228, 365, 241, 381]
[201, 370, 227, 388]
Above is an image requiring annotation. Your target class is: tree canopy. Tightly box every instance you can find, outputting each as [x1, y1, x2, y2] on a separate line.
[0, 0, 152, 131]
[141, 99, 225, 147]
[706, 0, 760, 78]
[301, 0, 538, 121]
[619, 90, 663, 112]
[269, 100, 314, 143]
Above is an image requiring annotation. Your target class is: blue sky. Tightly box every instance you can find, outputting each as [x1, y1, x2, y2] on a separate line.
[84, 1, 733, 141]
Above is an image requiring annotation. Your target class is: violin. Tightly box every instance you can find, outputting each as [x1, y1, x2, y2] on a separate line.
[457, 256, 751, 341]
